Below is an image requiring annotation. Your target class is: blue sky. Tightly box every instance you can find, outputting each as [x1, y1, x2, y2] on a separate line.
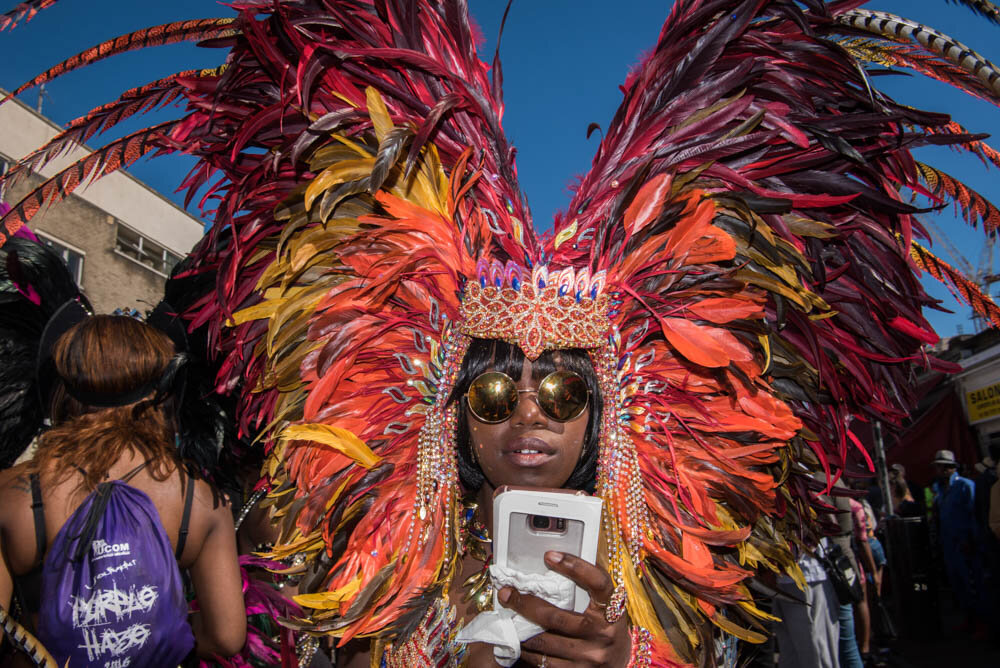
[3, 0, 1000, 337]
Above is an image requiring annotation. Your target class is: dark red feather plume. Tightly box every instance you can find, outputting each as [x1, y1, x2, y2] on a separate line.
[0, 121, 177, 245]
[0, 0, 56, 32]
[2, 18, 236, 103]
[0, 70, 209, 190]
[916, 161, 1000, 234]
[910, 240, 1000, 327]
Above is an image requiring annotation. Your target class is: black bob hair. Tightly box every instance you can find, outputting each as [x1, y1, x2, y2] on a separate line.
[447, 338, 602, 493]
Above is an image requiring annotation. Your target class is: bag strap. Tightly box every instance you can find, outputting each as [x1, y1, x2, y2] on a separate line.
[176, 471, 195, 560]
[118, 461, 148, 483]
[65, 461, 150, 563]
[28, 473, 46, 563]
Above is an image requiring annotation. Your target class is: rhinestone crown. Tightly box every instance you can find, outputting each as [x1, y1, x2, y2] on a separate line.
[458, 260, 610, 359]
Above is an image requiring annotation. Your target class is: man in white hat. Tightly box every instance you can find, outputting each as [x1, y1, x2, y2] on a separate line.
[931, 449, 984, 635]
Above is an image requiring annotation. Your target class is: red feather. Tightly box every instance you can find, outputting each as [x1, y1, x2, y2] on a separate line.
[0, 121, 177, 245]
[910, 241, 1000, 328]
[916, 161, 1000, 233]
[0, 0, 56, 32]
[3, 18, 235, 103]
[1, 71, 200, 191]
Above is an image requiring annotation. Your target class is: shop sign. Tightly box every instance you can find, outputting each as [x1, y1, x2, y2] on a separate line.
[966, 380, 1000, 423]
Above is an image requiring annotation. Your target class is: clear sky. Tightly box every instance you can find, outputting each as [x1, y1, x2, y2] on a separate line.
[3, 0, 1000, 338]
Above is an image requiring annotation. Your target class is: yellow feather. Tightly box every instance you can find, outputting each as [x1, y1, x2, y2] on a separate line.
[281, 424, 382, 469]
[757, 333, 771, 373]
[304, 159, 377, 211]
[391, 153, 448, 215]
[365, 87, 394, 143]
[738, 599, 782, 622]
[710, 611, 768, 643]
[230, 298, 287, 326]
[644, 573, 699, 648]
[326, 134, 374, 159]
[737, 536, 769, 567]
[622, 551, 665, 642]
[553, 220, 578, 249]
[294, 576, 363, 610]
[785, 215, 838, 239]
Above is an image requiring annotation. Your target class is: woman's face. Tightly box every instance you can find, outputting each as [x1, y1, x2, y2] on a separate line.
[467, 355, 590, 490]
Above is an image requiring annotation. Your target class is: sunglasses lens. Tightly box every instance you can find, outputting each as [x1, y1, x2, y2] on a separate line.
[538, 371, 589, 422]
[467, 372, 518, 423]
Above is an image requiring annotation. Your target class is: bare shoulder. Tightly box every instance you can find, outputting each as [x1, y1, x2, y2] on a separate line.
[0, 463, 33, 501]
[0, 464, 33, 536]
[189, 474, 234, 524]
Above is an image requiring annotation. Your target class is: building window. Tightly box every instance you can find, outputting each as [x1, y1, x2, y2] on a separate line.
[114, 223, 181, 277]
[37, 232, 85, 286]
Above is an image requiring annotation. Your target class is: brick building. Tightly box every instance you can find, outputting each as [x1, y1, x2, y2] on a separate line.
[0, 92, 204, 313]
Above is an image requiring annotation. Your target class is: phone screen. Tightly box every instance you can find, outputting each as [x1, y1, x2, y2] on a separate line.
[506, 511, 585, 574]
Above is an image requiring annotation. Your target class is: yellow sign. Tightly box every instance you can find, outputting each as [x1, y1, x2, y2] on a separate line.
[966, 380, 1000, 423]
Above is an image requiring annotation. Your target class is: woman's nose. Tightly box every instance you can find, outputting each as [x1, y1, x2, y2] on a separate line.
[511, 391, 547, 428]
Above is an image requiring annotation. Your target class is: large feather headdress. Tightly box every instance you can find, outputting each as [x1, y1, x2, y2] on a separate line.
[4, 0, 1000, 664]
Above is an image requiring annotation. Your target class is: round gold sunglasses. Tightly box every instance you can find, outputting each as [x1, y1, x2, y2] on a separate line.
[465, 370, 590, 424]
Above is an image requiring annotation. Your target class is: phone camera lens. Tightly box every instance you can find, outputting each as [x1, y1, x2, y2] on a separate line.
[530, 515, 551, 530]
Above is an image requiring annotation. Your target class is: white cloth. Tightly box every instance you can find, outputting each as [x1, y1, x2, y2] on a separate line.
[455, 564, 576, 667]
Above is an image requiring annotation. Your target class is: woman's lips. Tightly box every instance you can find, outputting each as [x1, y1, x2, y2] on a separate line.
[503, 437, 556, 468]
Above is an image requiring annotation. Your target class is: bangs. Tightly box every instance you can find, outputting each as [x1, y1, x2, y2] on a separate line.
[462, 339, 590, 382]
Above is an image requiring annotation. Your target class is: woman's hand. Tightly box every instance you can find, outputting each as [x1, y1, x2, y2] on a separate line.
[498, 551, 631, 667]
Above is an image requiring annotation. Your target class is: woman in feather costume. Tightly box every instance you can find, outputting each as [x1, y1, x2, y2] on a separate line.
[4, 0, 1000, 666]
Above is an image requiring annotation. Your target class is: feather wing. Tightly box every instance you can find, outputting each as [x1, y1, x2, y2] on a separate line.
[550, 0, 1000, 659]
[0, 237, 89, 468]
[836, 9, 1000, 97]
[7, 0, 1000, 664]
[946, 0, 1000, 26]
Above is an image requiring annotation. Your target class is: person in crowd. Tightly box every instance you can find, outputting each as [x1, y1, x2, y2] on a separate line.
[860, 497, 886, 597]
[890, 477, 922, 518]
[931, 449, 986, 637]
[831, 486, 865, 668]
[0, 315, 246, 665]
[974, 447, 999, 536]
[865, 482, 884, 525]
[889, 463, 924, 515]
[849, 495, 879, 663]
[229, 446, 335, 667]
[991, 456, 1000, 541]
[975, 448, 1000, 645]
[772, 540, 841, 668]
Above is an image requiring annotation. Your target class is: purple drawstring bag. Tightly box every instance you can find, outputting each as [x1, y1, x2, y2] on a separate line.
[38, 481, 194, 666]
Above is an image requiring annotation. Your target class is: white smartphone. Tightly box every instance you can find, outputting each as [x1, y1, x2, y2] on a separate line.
[492, 487, 603, 612]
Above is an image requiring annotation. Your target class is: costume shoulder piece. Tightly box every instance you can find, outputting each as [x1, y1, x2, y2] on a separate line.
[0, 229, 90, 467]
[4, 1, 1000, 665]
